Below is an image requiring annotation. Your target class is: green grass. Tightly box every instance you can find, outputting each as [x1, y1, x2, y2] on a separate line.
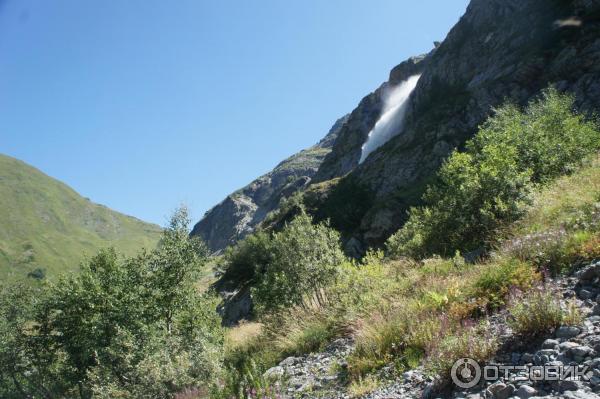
[0, 154, 162, 281]
[217, 156, 600, 397]
[513, 156, 600, 235]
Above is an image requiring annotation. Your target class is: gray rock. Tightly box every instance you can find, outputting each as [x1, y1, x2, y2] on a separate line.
[561, 342, 582, 351]
[562, 390, 599, 399]
[487, 382, 506, 396]
[560, 379, 584, 392]
[557, 326, 582, 339]
[280, 356, 301, 367]
[571, 345, 594, 359]
[581, 289, 596, 300]
[515, 385, 537, 399]
[217, 286, 253, 327]
[522, 353, 535, 363]
[264, 366, 285, 379]
[542, 339, 560, 350]
[578, 263, 600, 282]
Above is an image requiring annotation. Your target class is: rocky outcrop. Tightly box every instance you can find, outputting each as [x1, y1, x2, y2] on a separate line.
[191, 115, 349, 252]
[317, 0, 600, 246]
[313, 55, 429, 183]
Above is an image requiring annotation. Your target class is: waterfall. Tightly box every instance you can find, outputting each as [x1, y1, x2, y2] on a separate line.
[359, 74, 421, 164]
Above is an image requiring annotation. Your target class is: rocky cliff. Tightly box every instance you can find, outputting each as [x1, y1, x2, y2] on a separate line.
[194, 0, 600, 253]
[316, 0, 600, 247]
[191, 115, 349, 252]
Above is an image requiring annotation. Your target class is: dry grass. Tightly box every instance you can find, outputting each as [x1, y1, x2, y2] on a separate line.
[347, 375, 380, 398]
[225, 322, 263, 350]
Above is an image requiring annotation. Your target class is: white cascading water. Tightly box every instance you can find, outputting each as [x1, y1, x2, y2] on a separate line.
[359, 74, 421, 163]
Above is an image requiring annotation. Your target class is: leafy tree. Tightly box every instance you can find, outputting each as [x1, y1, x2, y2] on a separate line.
[252, 212, 346, 314]
[387, 88, 600, 258]
[149, 206, 210, 333]
[219, 230, 273, 284]
[0, 207, 223, 398]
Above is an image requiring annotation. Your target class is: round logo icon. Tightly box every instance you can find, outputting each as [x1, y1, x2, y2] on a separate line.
[451, 358, 481, 389]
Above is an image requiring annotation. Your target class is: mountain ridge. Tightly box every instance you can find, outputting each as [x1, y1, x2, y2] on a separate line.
[0, 153, 162, 280]
[190, 114, 349, 252]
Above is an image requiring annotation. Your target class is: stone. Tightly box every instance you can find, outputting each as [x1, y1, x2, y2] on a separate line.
[498, 384, 515, 399]
[264, 366, 285, 379]
[570, 345, 594, 359]
[578, 263, 600, 281]
[533, 353, 550, 366]
[280, 356, 301, 367]
[521, 353, 534, 363]
[562, 390, 599, 399]
[560, 342, 581, 351]
[556, 326, 582, 339]
[560, 379, 584, 392]
[580, 289, 595, 300]
[541, 339, 560, 350]
[515, 385, 537, 399]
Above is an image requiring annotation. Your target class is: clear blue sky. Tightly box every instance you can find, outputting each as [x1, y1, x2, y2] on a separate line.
[0, 0, 469, 226]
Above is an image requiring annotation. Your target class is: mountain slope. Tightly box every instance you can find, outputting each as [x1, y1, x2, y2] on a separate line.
[0, 154, 162, 280]
[194, 0, 600, 254]
[316, 0, 600, 247]
[191, 115, 349, 252]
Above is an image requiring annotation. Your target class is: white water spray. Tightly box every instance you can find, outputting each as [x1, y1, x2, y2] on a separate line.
[359, 74, 421, 163]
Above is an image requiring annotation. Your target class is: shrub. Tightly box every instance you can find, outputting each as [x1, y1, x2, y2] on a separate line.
[347, 375, 380, 398]
[507, 286, 564, 338]
[470, 259, 540, 312]
[425, 322, 498, 384]
[387, 88, 600, 259]
[219, 231, 273, 284]
[252, 212, 346, 314]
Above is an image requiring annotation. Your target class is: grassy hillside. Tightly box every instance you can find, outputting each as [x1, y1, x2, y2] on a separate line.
[214, 90, 600, 397]
[0, 154, 162, 281]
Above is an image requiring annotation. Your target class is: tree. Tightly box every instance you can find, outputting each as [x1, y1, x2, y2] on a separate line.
[252, 212, 346, 314]
[387, 88, 600, 258]
[0, 207, 223, 398]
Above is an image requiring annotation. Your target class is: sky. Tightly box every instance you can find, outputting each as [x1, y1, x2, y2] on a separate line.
[0, 0, 469, 227]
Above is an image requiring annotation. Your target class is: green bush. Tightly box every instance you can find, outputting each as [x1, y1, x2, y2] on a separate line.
[387, 88, 600, 258]
[220, 230, 273, 284]
[252, 212, 346, 314]
[507, 286, 566, 338]
[470, 259, 539, 312]
[0, 208, 224, 398]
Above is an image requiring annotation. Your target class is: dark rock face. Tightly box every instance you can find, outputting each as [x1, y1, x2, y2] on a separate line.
[318, 0, 600, 246]
[313, 54, 430, 183]
[191, 115, 349, 252]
